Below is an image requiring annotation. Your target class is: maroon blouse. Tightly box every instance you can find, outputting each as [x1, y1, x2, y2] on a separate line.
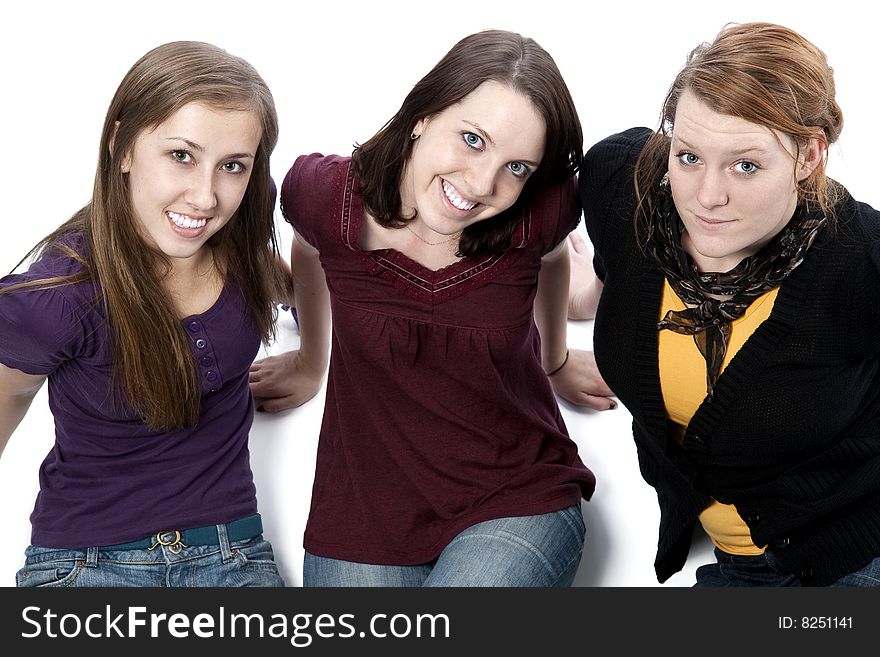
[282, 154, 595, 564]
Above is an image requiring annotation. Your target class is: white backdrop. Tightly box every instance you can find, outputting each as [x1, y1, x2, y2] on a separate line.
[0, 0, 876, 587]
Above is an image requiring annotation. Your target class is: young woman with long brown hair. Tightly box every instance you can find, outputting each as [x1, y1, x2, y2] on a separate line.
[0, 41, 286, 587]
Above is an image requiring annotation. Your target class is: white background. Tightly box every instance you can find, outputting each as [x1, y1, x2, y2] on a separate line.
[0, 0, 876, 587]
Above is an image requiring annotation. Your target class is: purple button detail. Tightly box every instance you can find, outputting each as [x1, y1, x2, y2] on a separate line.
[195, 339, 207, 349]
[205, 371, 218, 382]
[200, 356, 214, 367]
[188, 321, 201, 333]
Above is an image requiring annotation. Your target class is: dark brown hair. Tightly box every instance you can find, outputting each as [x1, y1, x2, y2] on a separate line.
[634, 22, 844, 239]
[3, 41, 280, 430]
[353, 29, 583, 258]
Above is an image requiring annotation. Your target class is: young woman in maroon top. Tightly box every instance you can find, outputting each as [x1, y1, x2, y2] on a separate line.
[250, 30, 614, 586]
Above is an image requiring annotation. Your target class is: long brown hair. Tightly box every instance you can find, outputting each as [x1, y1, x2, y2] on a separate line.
[634, 22, 844, 242]
[3, 41, 280, 430]
[353, 29, 583, 258]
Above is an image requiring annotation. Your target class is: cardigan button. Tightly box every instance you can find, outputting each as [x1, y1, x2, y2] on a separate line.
[774, 537, 790, 548]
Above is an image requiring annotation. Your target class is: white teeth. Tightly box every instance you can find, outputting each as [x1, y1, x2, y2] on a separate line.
[442, 180, 477, 211]
[167, 211, 207, 229]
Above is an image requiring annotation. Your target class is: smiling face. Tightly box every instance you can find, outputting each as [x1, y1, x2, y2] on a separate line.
[667, 89, 820, 273]
[400, 80, 546, 238]
[121, 102, 262, 268]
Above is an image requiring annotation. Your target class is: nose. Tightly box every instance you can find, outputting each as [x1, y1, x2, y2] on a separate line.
[185, 169, 218, 211]
[696, 168, 729, 210]
[463, 164, 498, 199]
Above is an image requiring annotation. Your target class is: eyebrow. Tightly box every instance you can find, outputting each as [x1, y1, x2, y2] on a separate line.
[463, 121, 541, 167]
[673, 136, 770, 158]
[166, 137, 255, 160]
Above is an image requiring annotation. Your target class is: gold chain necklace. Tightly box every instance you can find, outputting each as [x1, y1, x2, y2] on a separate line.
[404, 223, 462, 246]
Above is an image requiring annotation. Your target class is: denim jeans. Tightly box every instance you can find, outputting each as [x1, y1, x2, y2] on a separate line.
[303, 504, 586, 587]
[16, 530, 285, 588]
[694, 547, 880, 587]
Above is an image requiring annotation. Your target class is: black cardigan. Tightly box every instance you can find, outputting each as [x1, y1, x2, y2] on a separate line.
[583, 127, 880, 585]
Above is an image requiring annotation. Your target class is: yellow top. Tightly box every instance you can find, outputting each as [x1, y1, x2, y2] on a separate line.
[658, 278, 778, 555]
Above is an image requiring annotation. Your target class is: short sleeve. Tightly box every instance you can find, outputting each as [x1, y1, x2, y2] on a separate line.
[280, 153, 345, 251]
[0, 257, 87, 375]
[531, 175, 581, 256]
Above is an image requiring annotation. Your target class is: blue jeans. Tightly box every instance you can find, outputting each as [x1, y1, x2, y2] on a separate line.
[16, 530, 285, 588]
[303, 504, 586, 587]
[694, 548, 880, 587]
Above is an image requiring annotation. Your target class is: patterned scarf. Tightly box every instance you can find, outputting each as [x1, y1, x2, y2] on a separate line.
[645, 180, 826, 397]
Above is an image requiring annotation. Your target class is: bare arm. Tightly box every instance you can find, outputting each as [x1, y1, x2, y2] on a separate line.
[534, 240, 571, 377]
[567, 231, 604, 321]
[535, 240, 615, 411]
[273, 252, 296, 308]
[249, 230, 331, 412]
[0, 363, 46, 458]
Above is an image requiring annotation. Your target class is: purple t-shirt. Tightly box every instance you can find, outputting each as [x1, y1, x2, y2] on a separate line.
[0, 234, 259, 547]
[282, 154, 596, 565]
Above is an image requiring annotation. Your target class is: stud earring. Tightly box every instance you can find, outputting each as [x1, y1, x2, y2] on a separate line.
[410, 133, 419, 140]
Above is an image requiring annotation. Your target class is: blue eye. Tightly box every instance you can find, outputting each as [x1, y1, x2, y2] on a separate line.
[508, 161, 530, 179]
[676, 152, 700, 166]
[735, 160, 759, 175]
[463, 132, 483, 149]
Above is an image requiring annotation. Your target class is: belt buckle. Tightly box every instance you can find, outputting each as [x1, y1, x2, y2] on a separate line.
[149, 530, 188, 554]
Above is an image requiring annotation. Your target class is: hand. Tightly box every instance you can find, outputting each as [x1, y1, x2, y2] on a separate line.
[249, 350, 325, 412]
[549, 348, 617, 411]
[567, 232, 603, 320]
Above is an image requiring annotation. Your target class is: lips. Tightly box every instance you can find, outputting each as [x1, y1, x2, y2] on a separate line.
[166, 210, 211, 237]
[167, 210, 208, 229]
[441, 179, 478, 212]
[693, 214, 734, 229]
